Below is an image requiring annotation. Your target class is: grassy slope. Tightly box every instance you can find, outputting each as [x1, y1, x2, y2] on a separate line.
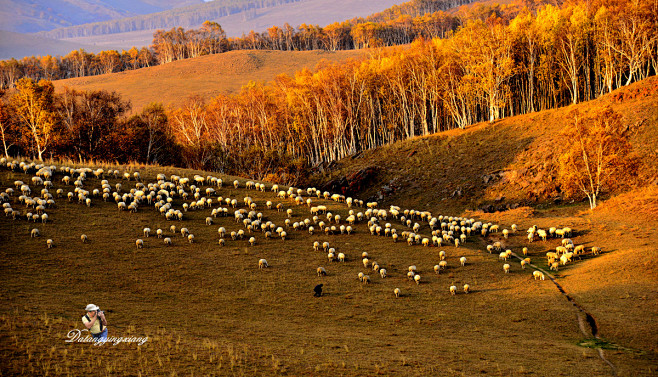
[52, 49, 368, 113]
[0, 160, 639, 376]
[309, 76, 658, 375]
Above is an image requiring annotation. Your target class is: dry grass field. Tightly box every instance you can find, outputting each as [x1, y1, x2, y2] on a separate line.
[52, 49, 369, 113]
[2, 76, 657, 376]
[0, 156, 656, 376]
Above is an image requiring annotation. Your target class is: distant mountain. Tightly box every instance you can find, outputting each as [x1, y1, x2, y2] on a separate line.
[0, 30, 117, 60]
[35, 0, 405, 50]
[0, 0, 203, 33]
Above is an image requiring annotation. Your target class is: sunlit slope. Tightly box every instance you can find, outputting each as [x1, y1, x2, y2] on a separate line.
[52, 49, 368, 112]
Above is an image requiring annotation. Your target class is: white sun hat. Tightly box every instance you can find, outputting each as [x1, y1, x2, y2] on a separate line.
[85, 304, 99, 312]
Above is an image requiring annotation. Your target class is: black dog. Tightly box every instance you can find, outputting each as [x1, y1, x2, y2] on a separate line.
[313, 284, 323, 297]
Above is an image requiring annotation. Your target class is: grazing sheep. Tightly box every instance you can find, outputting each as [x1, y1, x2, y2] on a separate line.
[187, 234, 195, 243]
[338, 252, 345, 262]
[522, 247, 528, 256]
[439, 261, 448, 270]
[280, 231, 287, 240]
[502, 229, 509, 239]
[218, 238, 225, 246]
[362, 275, 371, 284]
[407, 271, 415, 279]
[414, 274, 421, 285]
[143, 228, 151, 237]
[156, 229, 163, 238]
[81, 234, 88, 243]
[550, 262, 559, 271]
[249, 237, 256, 246]
[31, 228, 40, 238]
[362, 258, 370, 268]
[259, 259, 268, 269]
[460, 257, 466, 266]
[439, 250, 446, 260]
[592, 247, 602, 255]
[450, 285, 457, 295]
[503, 264, 511, 273]
[408, 265, 417, 273]
[394, 288, 401, 298]
[499, 252, 508, 261]
[520, 260, 527, 269]
[533, 271, 545, 280]
[46, 239, 53, 248]
[206, 217, 213, 225]
[136, 239, 144, 249]
[41, 214, 48, 223]
[181, 228, 189, 237]
[380, 269, 387, 278]
[164, 237, 172, 246]
[170, 225, 177, 234]
[327, 252, 336, 262]
[433, 265, 440, 274]
[463, 284, 470, 293]
[317, 267, 327, 276]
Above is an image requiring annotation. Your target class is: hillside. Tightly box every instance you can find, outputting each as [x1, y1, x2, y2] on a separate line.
[311, 76, 658, 214]
[53, 48, 368, 112]
[307, 76, 658, 375]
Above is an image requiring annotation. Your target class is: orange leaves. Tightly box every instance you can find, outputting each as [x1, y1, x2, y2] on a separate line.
[556, 107, 639, 209]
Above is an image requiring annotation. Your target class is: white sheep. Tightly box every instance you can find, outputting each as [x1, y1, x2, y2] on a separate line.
[317, 267, 327, 276]
[143, 228, 151, 237]
[439, 250, 446, 260]
[249, 237, 256, 246]
[463, 284, 470, 293]
[46, 239, 53, 248]
[136, 239, 144, 249]
[450, 285, 457, 295]
[533, 270, 545, 280]
[187, 234, 195, 243]
[460, 257, 466, 266]
[393, 288, 401, 298]
[81, 234, 88, 243]
[362, 258, 370, 268]
[362, 275, 371, 284]
[41, 213, 48, 223]
[206, 217, 213, 225]
[338, 252, 345, 262]
[280, 231, 287, 240]
[218, 239, 225, 246]
[522, 247, 528, 256]
[439, 261, 447, 270]
[520, 260, 527, 269]
[503, 264, 511, 273]
[164, 237, 172, 246]
[414, 274, 421, 285]
[156, 229, 163, 238]
[31, 228, 40, 238]
[379, 268, 387, 278]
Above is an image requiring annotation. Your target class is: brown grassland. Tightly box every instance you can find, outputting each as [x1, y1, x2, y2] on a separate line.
[1, 77, 657, 376]
[52, 49, 369, 113]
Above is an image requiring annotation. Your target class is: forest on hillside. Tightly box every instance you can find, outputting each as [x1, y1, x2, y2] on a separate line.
[0, 0, 656, 187]
[0, 0, 476, 87]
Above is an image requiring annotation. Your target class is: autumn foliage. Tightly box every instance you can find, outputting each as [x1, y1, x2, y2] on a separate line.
[557, 107, 639, 209]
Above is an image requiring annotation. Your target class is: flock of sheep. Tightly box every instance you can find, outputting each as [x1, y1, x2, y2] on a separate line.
[1, 158, 604, 298]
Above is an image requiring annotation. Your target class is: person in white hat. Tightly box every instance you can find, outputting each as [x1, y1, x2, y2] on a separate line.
[82, 304, 108, 341]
